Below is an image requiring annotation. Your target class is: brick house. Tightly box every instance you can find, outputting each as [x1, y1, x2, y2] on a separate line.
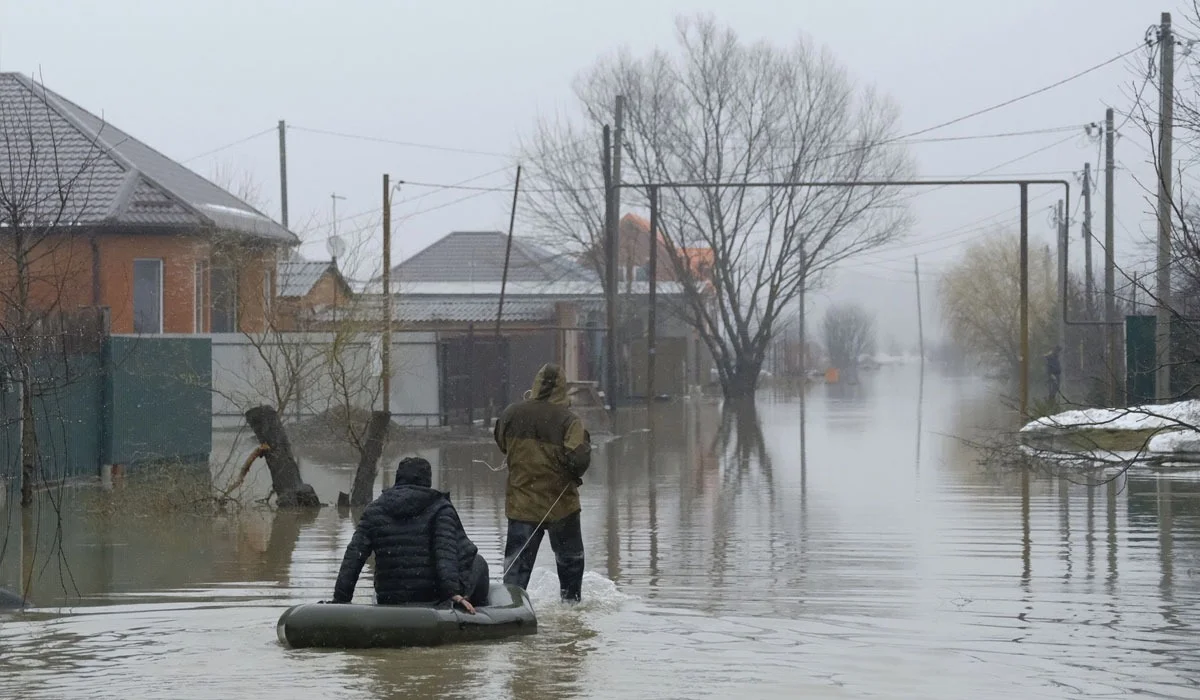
[0, 73, 298, 335]
[274, 259, 353, 331]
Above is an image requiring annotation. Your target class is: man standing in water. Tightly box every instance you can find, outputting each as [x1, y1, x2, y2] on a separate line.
[494, 363, 592, 603]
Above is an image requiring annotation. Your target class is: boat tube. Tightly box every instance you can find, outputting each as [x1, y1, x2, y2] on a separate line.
[276, 582, 537, 649]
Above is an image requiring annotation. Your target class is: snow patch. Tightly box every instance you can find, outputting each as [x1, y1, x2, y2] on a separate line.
[1020, 399, 1200, 435]
[1148, 429, 1200, 454]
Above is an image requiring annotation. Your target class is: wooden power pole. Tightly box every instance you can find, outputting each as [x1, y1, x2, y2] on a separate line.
[278, 120, 289, 229]
[1104, 107, 1120, 406]
[1156, 11, 1175, 403]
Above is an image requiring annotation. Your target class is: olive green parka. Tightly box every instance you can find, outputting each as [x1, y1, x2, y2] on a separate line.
[493, 364, 591, 522]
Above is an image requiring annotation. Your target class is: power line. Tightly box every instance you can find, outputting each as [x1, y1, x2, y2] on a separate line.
[889, 43, 1147, 144]
[181, 126, 276, 163]
[289, 125, 514, 158]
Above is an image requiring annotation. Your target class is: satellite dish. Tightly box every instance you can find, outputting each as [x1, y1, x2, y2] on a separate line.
[326, 235, 347, 260]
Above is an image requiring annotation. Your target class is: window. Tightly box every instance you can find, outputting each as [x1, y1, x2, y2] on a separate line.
[263, 268, 274, 318]
[133, 259, 163, 334]
[194, 260, 209, 333]
[211, 265, 238, 333]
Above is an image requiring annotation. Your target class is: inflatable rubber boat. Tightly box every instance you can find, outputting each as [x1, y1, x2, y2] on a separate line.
[276, 582, 537, 649]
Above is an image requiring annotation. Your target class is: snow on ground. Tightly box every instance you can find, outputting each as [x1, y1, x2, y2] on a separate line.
[1020, 399, 1200, 435]
[1147, 429, 1200, 454]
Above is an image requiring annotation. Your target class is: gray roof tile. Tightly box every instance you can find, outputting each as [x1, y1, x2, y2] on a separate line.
[392, 231, 596, 284]
[277, 260, 334, 297]
[0, 73, 297, 243]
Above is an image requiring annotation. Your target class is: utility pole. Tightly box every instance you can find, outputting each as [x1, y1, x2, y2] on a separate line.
[611, 95, 626, 400]
[1104, 107, 1119, 406]
[602, 126, 617, 410]
[278, 120, 289, 229]
[914, 256, 924, 369]
[1083, 162, 1094, 317]
[1020, 183, 1030, 416]
[1156, 11, 1175, 403]
[799, 243, 808, 476]
[646, 185, 659, 405]
[1056, 199, 1067, 354]
[381, 175, 392, 415]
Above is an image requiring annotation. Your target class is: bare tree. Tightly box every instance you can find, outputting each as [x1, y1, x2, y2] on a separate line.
[521, 16, 913, 398]
[822, 302, 876, 371]
[0, 77, 111, 506]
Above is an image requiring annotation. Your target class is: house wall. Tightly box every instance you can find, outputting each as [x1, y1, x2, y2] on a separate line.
[275, 270, 348, 331]
[210, 331, 440, 429]
[0, 231, 281, 335]
[97, 233, 211, 333]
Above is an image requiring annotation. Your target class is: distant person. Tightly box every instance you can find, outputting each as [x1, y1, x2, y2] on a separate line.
[1046, 345, 1062, 402]
[330, 457, 488, 612]
[494, 363, 592, 603]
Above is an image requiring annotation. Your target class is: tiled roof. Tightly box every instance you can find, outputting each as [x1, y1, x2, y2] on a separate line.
[0, 73, 297, 243]
[310, 297, 605, 324]
[391, 231, 597, 284]
[395, 298, 557, 323]
[277, 260, 335, 298]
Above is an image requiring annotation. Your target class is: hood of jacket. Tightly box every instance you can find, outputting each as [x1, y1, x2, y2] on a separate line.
[530, 363, 569, 406]
[375, 482, 447, 519]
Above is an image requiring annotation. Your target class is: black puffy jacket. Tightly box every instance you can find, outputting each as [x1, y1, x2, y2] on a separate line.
[332, 458, 479, 605]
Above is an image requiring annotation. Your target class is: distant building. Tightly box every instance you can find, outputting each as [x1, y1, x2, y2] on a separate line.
[337, 229, 711, 421]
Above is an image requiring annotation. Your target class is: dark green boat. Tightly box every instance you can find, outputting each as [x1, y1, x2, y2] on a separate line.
[276, 583, 537, 649]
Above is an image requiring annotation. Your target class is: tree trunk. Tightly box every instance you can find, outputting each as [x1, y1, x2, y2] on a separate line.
[348, 411, 392, 507]
[19, 379, 35, 507]
[244, 405, 320, 508]
[721, 360, 761, 400]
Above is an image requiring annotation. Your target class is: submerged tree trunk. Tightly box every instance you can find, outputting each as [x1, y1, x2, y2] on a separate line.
[244, 405, 320, 508]
[348, 410, 392, 507]
[19, 379, 35, 507]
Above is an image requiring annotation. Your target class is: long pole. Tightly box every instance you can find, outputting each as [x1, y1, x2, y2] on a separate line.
[1083, 162, 1094, 317]
[278, 120, 289, 228]
[914, 256, 924, 368]
[611, 96, 626, 400]
[799, 244, 808, 477]
[1020, 183, 1030, 416]
[1056, 199, 1067, 354]
[602, 126, 618, 410]
[382, 175, 392, 414]
[1156, 11, 1175, 403]
[1104, 108, 1119, 405]
[496, 166, 523, 336]
[646, 185, 658, 404]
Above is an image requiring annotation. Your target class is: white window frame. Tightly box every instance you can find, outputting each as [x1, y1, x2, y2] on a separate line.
[132, 258, 164, 335]
[193, 259, 209, 333]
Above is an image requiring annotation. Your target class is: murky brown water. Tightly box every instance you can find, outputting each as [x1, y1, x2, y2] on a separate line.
[2, 364, 1200, 699]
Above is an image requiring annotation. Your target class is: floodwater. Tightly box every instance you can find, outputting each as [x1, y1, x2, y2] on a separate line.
[2, 364, 1200, 699]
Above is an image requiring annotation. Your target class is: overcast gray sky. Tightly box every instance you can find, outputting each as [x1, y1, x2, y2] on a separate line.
[0, 0, 1179, 345]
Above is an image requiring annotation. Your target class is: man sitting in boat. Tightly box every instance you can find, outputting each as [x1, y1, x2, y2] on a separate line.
[330, 457, 489, 613]
[494, 363, 592, 603]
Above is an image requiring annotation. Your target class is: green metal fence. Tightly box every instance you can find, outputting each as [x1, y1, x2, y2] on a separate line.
[0, 335, 212, 485]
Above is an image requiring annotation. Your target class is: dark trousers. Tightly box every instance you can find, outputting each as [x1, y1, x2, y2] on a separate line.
[467, 554, 490, 607]
[502, 510, 584, 602]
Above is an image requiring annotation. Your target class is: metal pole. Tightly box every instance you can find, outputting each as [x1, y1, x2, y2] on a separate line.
[1057, 199, 1067, 353]
[1020, 183, 1030, 416]
[1083, 162, 1094, 317]
[1156, 11, 1175, 403]
[914, 256, 924, 368]
[611, 96, 625, 402]
[278, 120, 288, 228]
[496, 166, 522, 336]
[1104, 107, 1120, 405]
[602, 126, 618, 410]
[646, 185, 659, 405]
[381, 175, 392, 414]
